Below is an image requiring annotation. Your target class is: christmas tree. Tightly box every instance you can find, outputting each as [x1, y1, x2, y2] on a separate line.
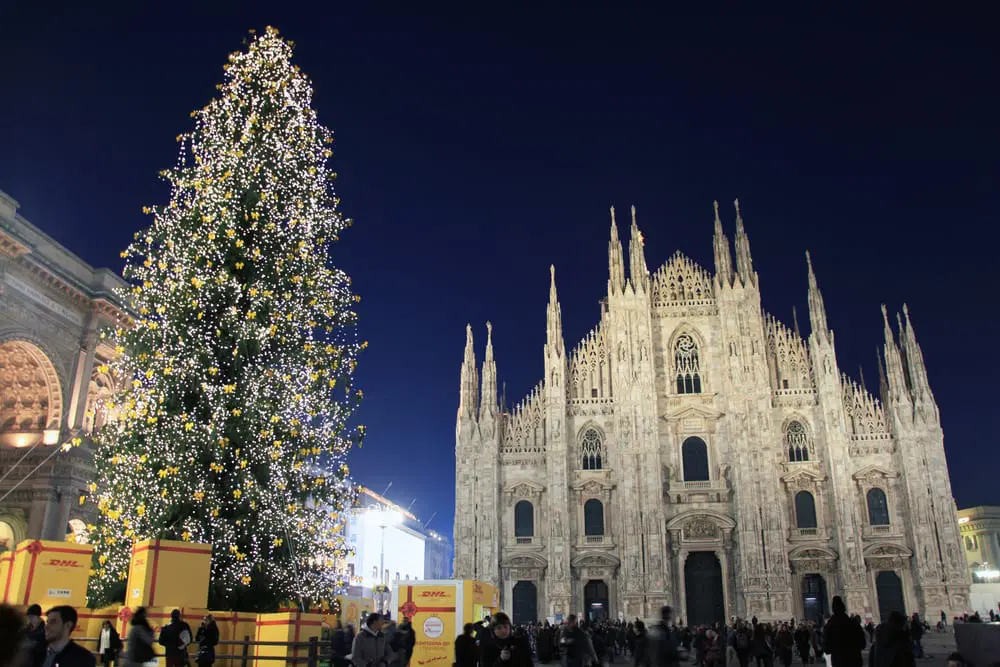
[87, 27, 363, 610]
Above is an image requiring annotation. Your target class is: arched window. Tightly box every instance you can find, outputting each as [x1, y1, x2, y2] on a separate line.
[0, 521, 14, 552]
[681, 437, 710, 482]
[584, 499, 605, 536]
[867, 487, 890, 526]
[581, 428, 604, 470]
[514, 500, 534, 538]
[674, 334, 703, 394]
[795, 491, 818, 529]
[965, 536, 975, 551]
[786, 421, 810, 462]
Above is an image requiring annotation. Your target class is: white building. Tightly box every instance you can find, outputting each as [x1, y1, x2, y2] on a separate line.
[453, 201, 970, 626]
[344, 487, 450, 613]
[957, 506, 1000, 616]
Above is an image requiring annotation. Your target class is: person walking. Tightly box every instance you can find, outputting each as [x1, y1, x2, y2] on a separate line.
[351, 613, 393, 667]
[122, 608, 156, 667]
[821, 597, 865, 667]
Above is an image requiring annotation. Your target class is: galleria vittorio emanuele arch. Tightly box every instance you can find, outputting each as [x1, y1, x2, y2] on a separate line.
[0, 190, 128, 549]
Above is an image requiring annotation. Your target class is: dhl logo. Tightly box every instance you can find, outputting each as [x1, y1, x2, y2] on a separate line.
[419, 591, 446, 598]
[133, 559, 145, 567]
[46, 559, 83, 568]
[418, 657, 447, 665]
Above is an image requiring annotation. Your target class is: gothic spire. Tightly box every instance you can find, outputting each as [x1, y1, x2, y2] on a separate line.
[876, 347, 888, 404]
[733, 199, 756, 287]
[712, 200, 734, 287]
[608, 206, 626, 294]
[628, 205, 649, 292]
[881, 305, 910, 404]
[479, 322, 497, 421]
[806, 251, 829, 342]
[900, 304, 934, 404]
[546, 265, 564, 357]
[792, 306, 802, 339]
[458, 324, 479, 420]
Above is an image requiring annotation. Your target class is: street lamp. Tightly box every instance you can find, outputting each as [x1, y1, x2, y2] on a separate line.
[371, 508, 402, 613]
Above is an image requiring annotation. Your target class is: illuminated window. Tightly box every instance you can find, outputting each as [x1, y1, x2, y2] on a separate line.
[0, 521, 14, 552]
[674, 334, 702, 394]
[786, 421, 810, 462]
[581, 429, 604, 470]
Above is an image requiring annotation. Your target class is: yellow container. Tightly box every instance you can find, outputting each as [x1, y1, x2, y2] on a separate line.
[464, 580, 499, 624]
[125, 539, 212, 608]
[393, 579, 500, 667]
[254, 612, 325, 662]
[399, 580, 499, 667]
[211, 610, 258, 667]
[5, 539, 93, 609]
[0, 551, 13, 603]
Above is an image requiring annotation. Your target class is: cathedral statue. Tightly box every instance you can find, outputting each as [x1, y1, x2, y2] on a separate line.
[452, 202, 968, 623]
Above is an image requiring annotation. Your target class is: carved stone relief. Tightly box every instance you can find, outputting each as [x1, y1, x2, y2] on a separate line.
[683, 519, 719, 540]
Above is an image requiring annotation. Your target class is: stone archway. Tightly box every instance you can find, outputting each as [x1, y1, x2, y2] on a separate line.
[0, 340, 63, 446]
[667, 510, 737, 619]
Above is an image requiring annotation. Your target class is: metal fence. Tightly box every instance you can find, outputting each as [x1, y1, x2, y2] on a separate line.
[76, 635, 332, 667]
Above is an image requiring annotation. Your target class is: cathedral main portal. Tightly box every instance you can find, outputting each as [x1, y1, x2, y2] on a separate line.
[684, 552, 725, 627]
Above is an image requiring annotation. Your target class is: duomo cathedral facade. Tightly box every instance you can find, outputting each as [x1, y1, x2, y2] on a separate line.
[453, 201, 969, 625]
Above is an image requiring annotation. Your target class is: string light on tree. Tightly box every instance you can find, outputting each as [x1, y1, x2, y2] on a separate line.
[87, 26, 364, 610]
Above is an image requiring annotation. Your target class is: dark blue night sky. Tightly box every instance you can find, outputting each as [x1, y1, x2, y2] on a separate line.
[2, 4, 997, 540]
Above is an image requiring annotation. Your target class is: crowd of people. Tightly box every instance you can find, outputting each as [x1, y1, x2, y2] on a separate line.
[455, 596, 975, 667]
[0, 596, 983, 667]
[0, 602, 221, 667]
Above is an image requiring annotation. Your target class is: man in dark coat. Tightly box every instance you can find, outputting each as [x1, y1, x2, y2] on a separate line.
[454, 623, 479, 667]
[821, 597, 866, 667]
[158, 609, 194, 667]
[41, 606, 96, 667]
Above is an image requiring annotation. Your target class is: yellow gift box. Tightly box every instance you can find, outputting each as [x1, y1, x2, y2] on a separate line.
[399, 580, 500, 667]
[126, 539, 212, 608]
[254, 612, 324, 662]
[0, 551, 13, 603]
[3, 539, 93, 609]
[211, 610, 258, 667]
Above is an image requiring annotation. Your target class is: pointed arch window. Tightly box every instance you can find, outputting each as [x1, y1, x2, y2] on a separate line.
[584, 499, 605, 536]
[786, 421, 810, 462]
[866, 487, 890, 526]
[681, 437, 710, 482]
[581, 428, 604, 470]
[514, 500, 534, 537]
[674, 334, 703, 394]
[794, 491, 818, 529]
